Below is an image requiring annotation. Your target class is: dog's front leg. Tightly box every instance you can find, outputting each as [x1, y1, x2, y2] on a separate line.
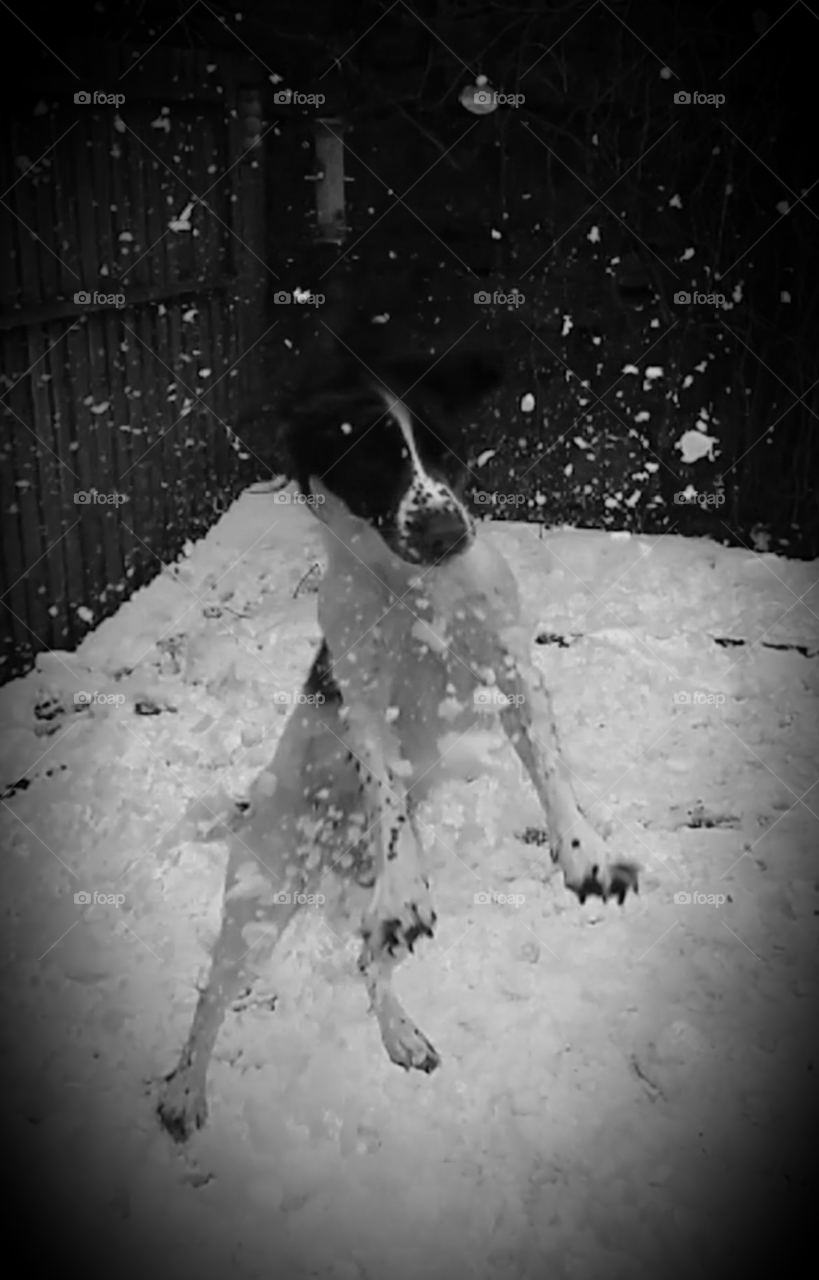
[477, 637, 639, 903]
[342, 712, 441, 1073]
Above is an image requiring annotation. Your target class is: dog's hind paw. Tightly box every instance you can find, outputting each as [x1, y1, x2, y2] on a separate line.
[379, 1003, 441, 1074]
[156, 1068, 208, 1142]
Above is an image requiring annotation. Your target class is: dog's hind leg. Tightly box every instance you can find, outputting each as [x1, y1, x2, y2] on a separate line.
[156, 845, 302, 1142]
[340, 712, 440, 1072]
[357, 936, 441, 1074]
[156, 683, 337, 1141]
[358, 789, 440, 1074]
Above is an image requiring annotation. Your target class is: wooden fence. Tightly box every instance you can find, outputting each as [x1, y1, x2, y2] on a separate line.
[0, 42, 266, 683]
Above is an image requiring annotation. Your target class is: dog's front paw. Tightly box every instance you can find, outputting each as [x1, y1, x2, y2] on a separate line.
[389, 1021, 441, 1073]
[555, 822, 639, 905]
[367, 896, 437, 960]
[156, 1067, 208, 1142]
[368, 860, 437, 956]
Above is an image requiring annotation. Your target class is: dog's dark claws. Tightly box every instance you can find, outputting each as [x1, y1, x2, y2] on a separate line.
[569, 860, 640, 906]
[156, 1065, 210, 1143]
[385, 1022, 441, 1074]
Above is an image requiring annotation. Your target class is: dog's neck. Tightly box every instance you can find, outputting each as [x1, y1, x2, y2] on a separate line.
[313, 503, 434, 598]
[306, 488, 520, 637]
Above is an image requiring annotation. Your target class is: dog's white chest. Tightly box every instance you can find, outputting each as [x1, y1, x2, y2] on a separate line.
[317, 535, 533, 792]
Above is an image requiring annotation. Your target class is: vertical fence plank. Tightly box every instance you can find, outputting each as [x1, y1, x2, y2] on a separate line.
[8, 150, 53, 664]
[106, 310, 137, 588]
[139, 103, 168, 292]
[206, 291, 229, 485]
[119, 106, 151, 293]
[190, 299, 215, 532]
[0, 125, 30, 670]
[119, 312, 147, 578]
[5, 330, 50, 663]
[0, 335, 34, 669]
[0, 136, 20, 314]
[136, 303, 165, 567]
[27, 324, 69, 651]
[87, 314, 125, 607]
[63, 321, 103, 639]
[163, 302, 185, 551]
[46, 321, 86, 649]
[89, 108, 116, 294]
[52, 109, 82, 303]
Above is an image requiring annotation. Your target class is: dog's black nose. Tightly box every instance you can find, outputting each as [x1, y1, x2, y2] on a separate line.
[414, 509, 472, 561]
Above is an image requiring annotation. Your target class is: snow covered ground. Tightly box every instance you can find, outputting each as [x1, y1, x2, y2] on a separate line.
[1, 488, 817, 1280]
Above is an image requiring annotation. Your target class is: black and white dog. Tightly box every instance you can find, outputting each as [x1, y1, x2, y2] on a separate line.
[156, 320, 638, 1142]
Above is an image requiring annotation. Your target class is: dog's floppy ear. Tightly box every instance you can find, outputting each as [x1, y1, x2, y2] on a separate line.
[381, 351, 502, 412]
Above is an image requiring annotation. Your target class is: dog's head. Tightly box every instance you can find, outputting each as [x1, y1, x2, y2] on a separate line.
[279, 326, 502, 567]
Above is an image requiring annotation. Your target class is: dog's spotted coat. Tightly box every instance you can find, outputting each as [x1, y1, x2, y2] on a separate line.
[156, 323, 638, 1141]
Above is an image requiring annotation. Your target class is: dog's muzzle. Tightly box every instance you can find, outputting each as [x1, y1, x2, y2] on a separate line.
[404, 507, 474, 563]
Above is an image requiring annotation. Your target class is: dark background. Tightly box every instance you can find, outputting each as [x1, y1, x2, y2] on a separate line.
[1, 0, 816, 670]
[0, 5, 817, 1278]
